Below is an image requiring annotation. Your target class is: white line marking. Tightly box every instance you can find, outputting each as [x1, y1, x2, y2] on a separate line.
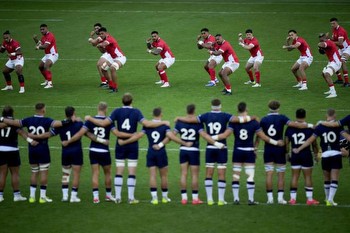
[0, 19, 63, 21]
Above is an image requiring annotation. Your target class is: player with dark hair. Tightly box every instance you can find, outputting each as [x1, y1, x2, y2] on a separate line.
[285, 108, 319, 205]
[330, 17, 350, 87]
[210, 34, 239, 95]
[118, 107, 192, 204]
[88, 23, 110, 87]
[282, 30, 313, 90]
[146, 31, 175, 88]
[0, 106, 37, 202]
[197, 28, 222, 86]
[1, 103, 66, 203]
[33, 24, 58, 89]
[318, 33, 341, 98]
[215, 102, 284, 205]
[85, 93, 169, 204]
[238, 29, 264, 87]
[96, 27, 126, 92]
[1, 30, 25, 93]
[293, 109, 344, 206]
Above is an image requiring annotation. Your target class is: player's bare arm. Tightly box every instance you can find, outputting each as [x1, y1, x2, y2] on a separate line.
[257, 130, 284, 147]
[292, 135, 317, 154]
[111, 128, 134, 138]
[84, 116, 111, 127]
[0, 117, 21, 127]
[118, 132, 145, 146]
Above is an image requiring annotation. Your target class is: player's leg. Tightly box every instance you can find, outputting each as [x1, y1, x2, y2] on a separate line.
[341, 53, 349, 86]
[252, 61, 262, 87]
[91, 164, 100, 203]
[157, 62, 170, 87]
[1, 63, 14, 91]
[149, 166, 158, 204]
[289, 167, 301, 204]
[298, 61, 310, 90]
[219, 67, 233, 95]
[180, 161, 189, 204]
[127, 158, 138, 204]
[29, 163, 39, 203]
[232, 162, 242, 204]
[14, 64, 25, 93]
[328, 168, 340, 205]
[322, 63, 339, 98]
[0, 163, 8, 202]
[102, 164, 113, 201]
[70, 165, 82, 202]
[205, 59, 219, 86]
[61, 165, 71, 202]
[245, 61, 254, 83]
[160, 165, 170, 203]
[38, 163, 51, 203]
[303, 167, 318, 205]
[97, 56, 109, 86]
[217, 163, 227, 205]
[114, 149, 125, 202]
[276, 164, 287, 204]
[245, 163, 257, 205]
[8, 163, 25, 202]
[204, 149, 215, 205]
[264, 162, 274, 204]
[291, 62, 302, 87]
[190, 164, 202, 204]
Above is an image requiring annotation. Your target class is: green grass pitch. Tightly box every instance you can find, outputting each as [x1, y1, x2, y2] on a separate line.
[1, 0, 350, 232]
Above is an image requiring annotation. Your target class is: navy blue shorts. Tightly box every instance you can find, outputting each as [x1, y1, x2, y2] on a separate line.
[205, 148, 228, 164]
[115, 143, 139, 160]
[0, 150, 21, 167]
[147, 149, 168, 168]
[179, 150, 200, 166]
[62, 147, 83, 166]
[89, 150, 111, 166]
[29, 145, 50, 164]
[232, 149, 256, 163]
[263, 146, 286, 164]
[290, 151, 313, 168]
[322, 155, 342, 171]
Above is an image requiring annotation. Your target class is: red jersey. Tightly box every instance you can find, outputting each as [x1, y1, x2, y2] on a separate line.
[204, 34, 216, 45]
[293, 37, 312, 57]
[332, 25, 350, 49]
[243, 37, 263, 57]
[152, 38, 174, 59]
[1, 39, 21, 60]
[41, 32, 57, 54]
[218, 40, 239, 63]
[103, 35, 125, 59]
[324, 39, 341, 62]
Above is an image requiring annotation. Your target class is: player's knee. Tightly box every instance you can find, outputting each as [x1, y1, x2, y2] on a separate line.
[101, 62, 110, 71]
[276, 165, 286, 173]
[31, 166, 39, 173]
[115, 159, 125, 167]
[245, 166, 255, 182]
[39, 163, 50, 171]
[323, 67, 334, 76]
[111, 62, 120, 71]
[205, 163, 215, 168]
[128, 159, 138, 168]
[264, 164, 274, 172]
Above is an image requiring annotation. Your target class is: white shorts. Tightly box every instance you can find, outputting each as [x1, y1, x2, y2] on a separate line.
[339, 47, 350, 60]
[222, 61, 239, 72]
[5, 56, 24, 69]
[247, 55, 264, 64]
[41, 53, 59, 64]
[297, 56, 313, 66]
[323, 61, 341, 76]
[159, 57, 175, 68]
[100, 52, 109, 60]
[105, 53, 127, 66]
[208, 55, 223, 65]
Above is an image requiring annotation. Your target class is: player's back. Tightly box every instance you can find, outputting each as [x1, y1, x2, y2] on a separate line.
[285, 127, 314, 153]
[110, 107, 144, 135]
[0, 123, 19, 148]
[229, 120, 260, 148]
[314, 124, 343, 152]
[261, 113, 289, 141]
[84, 116, 113, 151]
[51, 121, 83, 149]
[143, 124, 170, 148]
[174, 121, 202, 149]
[21, 116, 54, 145]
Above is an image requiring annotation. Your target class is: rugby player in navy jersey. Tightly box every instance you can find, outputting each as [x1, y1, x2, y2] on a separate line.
[215, 102, 284, 205]
[64, 102, 119, 204]
[85, 93, 169, 204]
[118, 107, 193, 205]
[1, 103, 66, 204]
[173, 104, 224, 205]
[293, 109, 345, 206]
[285, 108, 319, 206]
[175, 98, 251, 206]
[0, 106, 37, 202]
[260, 100, 314, 204]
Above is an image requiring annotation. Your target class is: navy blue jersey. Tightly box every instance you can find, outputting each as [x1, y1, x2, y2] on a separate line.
[142, 124, 171, 148]
[51, 121, 84, 151]
[339, 115, 350, 130]
[0, 117, 20, 149]
[84, 116, 115, 151]
[314, 124, 343, 152]
[174, 121, 203, 149]
[260, 113, 290, 141]
[198, 111, 233, 145]
[108, 106, 145, 136]
[20, 115, 54, 147]
[229, 120, 261, 148]
[285, 127, 314, 153]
